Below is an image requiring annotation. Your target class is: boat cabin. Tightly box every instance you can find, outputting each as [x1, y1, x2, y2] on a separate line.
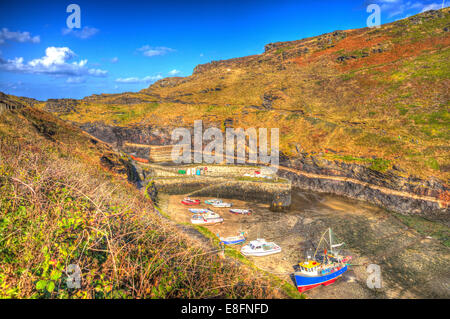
[248, 240, 277, 251]
[298, 260, 322, 276]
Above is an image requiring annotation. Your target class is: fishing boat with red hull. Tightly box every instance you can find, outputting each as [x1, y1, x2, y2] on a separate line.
[181, 197, 200, 205]
[294, 228, 351, 292]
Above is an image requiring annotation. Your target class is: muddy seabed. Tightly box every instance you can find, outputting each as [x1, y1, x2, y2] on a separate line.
[160, 190, 449, 299]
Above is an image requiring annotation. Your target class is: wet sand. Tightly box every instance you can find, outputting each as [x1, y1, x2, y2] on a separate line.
[161, 191, 450, 299]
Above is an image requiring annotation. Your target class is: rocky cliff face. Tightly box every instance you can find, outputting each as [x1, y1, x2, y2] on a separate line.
[279, 156, 448, 224]
[76, 122, 448, 223]
[79, 122, 173, 158]
[0, 92, 32, 111]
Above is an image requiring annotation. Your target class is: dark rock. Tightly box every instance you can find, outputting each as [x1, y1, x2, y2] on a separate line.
[278, 155, 449, 223]
[45, 99, 79, 114]
[152, 77, 186, 88]
[261, 92, 279, 109]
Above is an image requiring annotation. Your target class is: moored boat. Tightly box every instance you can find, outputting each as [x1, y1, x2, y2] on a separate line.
[205, 199, 222, 205]
[294, 228, 352, 292]
[188, 208, 214, 214]
[181, 197, 200, 205]
[212, 202, 232, 208]
[229, 209, 251, 215]
[217, 232, 246, 245]
[190, 212, 224, 225]
[240, 238, 281, 256]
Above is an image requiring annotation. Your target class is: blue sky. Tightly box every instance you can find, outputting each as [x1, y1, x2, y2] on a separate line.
[0, 0, 447, 100]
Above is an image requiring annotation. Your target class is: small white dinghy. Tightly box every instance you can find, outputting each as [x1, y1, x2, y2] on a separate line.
[205, 199, 222, 205]
[190, 212, 224, 225]
[189, 208, 213, 214]
[212, 202, 232, 208]
[240, 238, 281, 256]
[229, 209, 252, 215]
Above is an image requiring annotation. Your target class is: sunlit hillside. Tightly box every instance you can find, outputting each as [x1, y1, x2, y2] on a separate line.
[34, 8, 449, 181]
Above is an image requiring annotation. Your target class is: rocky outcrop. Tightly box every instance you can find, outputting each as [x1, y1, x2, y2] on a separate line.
[192, 55, 259, 75]
[152, 77, 187, 88]
[79, 122, 173, 158]
[261, 91, 279, 109]
[0, 92, 29, 112]
[44, 98, 79, 114]
[264, 30, 346, 53]
[278, 155, 449, 224]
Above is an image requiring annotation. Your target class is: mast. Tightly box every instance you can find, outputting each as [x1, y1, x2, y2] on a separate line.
[313, 228, 329, 259]
[329, 228, 332, 252]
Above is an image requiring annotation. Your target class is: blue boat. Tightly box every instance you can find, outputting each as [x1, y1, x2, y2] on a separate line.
[188, 208, 213, 214]
[294, 264, 348, 292]
[294, 228, 351, 292]
[217, 232, 246, 245]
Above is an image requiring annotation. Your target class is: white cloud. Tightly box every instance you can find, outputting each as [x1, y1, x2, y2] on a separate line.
[168, 69, 180, 75]
[115, 74, 162, 84]
[0, 28, 40, 44]
[137, 45, 175, 57]
[1, 80, 24, 90]
[0, 47, 107, 77]
[110, 57, 119, 63]
[372, 0, 447, 18]
[422, 3, 445, 11]
[62, 26, 99, 39]
[66, 76, 86, 84]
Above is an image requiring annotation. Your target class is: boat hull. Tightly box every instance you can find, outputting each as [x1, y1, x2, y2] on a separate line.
[294, 265, 347, 292]
[241, 247, 281, 256]
[229, 209, 251, 215]
[181, 200, 200, 206]
[205, 200, 221, 205]
[221, 238, 246, 245]
[212, 204, 232, 208]
[188, 208, 212, 214]
[190, 218, 223, 225]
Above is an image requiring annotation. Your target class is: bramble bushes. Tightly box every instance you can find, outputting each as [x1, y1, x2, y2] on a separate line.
[0, 110, 283, 299]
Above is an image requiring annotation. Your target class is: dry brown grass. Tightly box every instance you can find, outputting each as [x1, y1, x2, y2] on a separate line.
[0, 108, 288, 298]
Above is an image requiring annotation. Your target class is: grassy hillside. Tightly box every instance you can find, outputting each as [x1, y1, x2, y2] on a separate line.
[35, 8, 449, 181]
[0, 106, 287, 298]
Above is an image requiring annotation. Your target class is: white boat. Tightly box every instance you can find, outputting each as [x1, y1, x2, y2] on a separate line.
[229, 209, 252, 215]
[189, 208, 214, 214]
[212, 202, 232, 208]
[205, 199, 222, 205]
[190, 212, 224, 225]
[240, 238, 281, 256]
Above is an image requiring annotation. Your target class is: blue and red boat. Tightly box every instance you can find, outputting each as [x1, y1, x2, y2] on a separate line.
[294, 228, 351, 292]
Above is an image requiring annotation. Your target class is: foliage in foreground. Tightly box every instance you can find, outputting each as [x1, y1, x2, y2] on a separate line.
[0, 108, 284, 298]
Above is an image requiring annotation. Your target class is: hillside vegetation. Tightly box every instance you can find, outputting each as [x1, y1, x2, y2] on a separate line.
[0, 106, 286, 298]
[33, 8, 449, 182]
